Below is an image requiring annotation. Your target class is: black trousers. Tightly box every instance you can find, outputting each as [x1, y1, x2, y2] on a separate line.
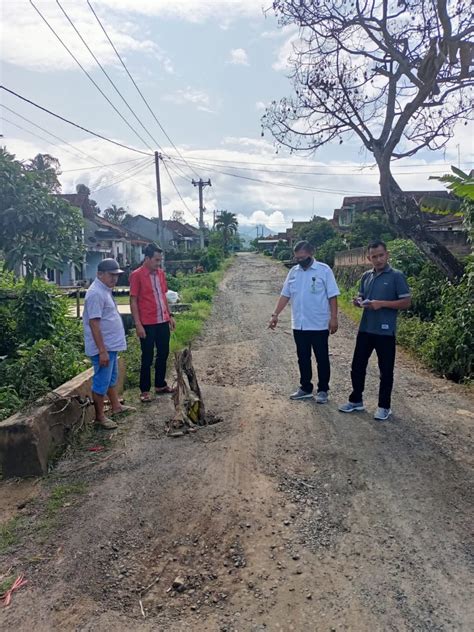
[293, 329, 330, 394]
[349, 332, 396, 409]
[139, 323, 170, 393]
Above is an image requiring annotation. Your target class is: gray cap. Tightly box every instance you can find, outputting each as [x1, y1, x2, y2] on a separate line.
[98, 258, 124, 274]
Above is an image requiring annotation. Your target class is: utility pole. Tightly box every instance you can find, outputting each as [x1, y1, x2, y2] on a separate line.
[154, 151, 165, 270]
[192, 178, 211, 249]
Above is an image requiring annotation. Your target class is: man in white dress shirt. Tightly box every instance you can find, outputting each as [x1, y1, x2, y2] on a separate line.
[269, 241, 340, 403]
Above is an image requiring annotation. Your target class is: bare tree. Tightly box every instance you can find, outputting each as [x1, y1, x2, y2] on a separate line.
[263, 0, 473, 279]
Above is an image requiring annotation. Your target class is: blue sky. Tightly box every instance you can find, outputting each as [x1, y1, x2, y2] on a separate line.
[1, 0, 472, 232]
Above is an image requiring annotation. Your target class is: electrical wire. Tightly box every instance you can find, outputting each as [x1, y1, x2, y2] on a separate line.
[169, 155, 452, 178]
[0, 111, 156, 195]
[92, 158, 153, 192]
[0, 86, 153, 156]
[56, 0, 164, 153]
[30, 0, 154, 152]
[162, 156, 373, 195]
[168, 154, 468, 170]
[87, 0, 200, 179]
[161, 159, 198, 221]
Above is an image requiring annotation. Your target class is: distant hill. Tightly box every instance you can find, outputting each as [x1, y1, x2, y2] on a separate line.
[238, 225, 273, 244]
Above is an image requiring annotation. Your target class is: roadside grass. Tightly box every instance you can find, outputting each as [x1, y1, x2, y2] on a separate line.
[338, 288, 363, 325]
[124, 258, 233, 388]
[0, 516, 21, 553]
[0, 573, 15, 594]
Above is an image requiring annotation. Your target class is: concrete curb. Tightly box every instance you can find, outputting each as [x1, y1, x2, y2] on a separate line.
[0, 357, 125, 478]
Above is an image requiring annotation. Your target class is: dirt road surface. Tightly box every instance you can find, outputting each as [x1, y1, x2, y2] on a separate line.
[1, 253, 473, 631]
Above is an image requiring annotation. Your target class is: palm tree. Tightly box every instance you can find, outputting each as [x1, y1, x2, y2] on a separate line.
[215, 210, 238, 254]
[26, 153, 61, 192]
[102, 204, 128, 224]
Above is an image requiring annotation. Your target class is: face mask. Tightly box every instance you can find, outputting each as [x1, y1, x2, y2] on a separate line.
[297, 256, 312, 269]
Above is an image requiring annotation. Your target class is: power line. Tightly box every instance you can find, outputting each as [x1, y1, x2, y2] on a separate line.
[0, 109, 155, 193]
[61, 158, 146, 172]
[163, 156, 373, 195]
[161, 159, 198, 222]
[55, 0, 164, 153]
[172, 154, 468, 170]
[87, 0, 200, 179]
[0, 85, 153, 156]
[170, 155, 451, 178]
[93, 158, 153, 192]
[30, 0, 154, 152]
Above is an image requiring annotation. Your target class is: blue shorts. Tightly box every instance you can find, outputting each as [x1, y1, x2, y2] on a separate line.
[91, 351, 119, 396]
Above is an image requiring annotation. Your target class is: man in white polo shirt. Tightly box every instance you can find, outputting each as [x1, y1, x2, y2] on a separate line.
[83, 258, 135, 429]
[269, 241, 340, 403]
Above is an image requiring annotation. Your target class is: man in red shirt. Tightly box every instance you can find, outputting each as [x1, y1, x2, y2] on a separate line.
[130, 243, 176, 402]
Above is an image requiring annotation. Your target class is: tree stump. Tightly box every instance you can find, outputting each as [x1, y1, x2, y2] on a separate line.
[168, 347, 206, 436]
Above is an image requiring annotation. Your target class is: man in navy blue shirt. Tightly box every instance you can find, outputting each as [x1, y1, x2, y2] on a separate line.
[339, 240, 411, 421]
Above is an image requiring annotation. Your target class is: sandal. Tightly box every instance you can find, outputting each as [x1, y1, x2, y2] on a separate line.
[95, 417, 118, 430]
[155, 385, 175, 395]
[140, 393, 152, 403]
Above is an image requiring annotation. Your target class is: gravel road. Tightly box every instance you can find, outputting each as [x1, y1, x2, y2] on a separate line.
[1, 252, 473, 632]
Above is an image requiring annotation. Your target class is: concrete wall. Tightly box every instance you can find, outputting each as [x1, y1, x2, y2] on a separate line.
[0, 358, 125, 478]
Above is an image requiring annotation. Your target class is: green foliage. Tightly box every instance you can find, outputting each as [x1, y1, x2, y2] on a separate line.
[317, 236, 346, 267]
[277, 248, 293, 261]
[15, 280, 63, 343]
[180, 286, 214, 303]
[199, 246, 225, 271]
[0, 274, 86, 419]
[346, 211, 396, 248]
[408, 262, 446, 321]
[0, 335, 86, 402]
[0, 387, 23, 421]
[0, 148, 84, 281]
[215, 210, 238, 254]
[297, 216, 335, 248]
[386, 239, 426, 277]
[430, 166, 474, 243]
[398, 270, 473, 382]
[0, 517, 20, 553]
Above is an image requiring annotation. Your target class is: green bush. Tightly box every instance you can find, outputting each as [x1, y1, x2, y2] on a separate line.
[180, 286, 214, 303]
[277, 248, 293, 261]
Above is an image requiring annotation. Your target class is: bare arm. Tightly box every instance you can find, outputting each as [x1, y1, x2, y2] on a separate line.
[268, 295, 290, 329]
[164, 295, 176, 331]
[130, 296, 146, 338]
[328, 296, 338, 334]
[366, 297, 411, 311]
[89, 318, 109, 366]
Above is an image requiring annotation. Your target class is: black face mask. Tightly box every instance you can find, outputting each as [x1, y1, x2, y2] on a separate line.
[296, 256, 312, 269]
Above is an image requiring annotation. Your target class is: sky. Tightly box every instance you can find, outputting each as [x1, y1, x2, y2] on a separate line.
[1, 0, 473, 234]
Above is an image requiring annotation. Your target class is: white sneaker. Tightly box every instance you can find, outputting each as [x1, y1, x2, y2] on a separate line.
[289, 388, 314, 400]
[374, 407, 392, 421]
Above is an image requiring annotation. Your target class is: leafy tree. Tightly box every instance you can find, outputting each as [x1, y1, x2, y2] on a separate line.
[297, 216, 335, 248]
[76, 183, 90, 196]
[316, 236, 346, 267]
[215, 210, 238, 254]
[346, 211, 396, 247]
[431, 166, 474, 242]
[101, 203, 130, 224]
[386, 238, 426, 277]
[0, 148, 84, 282]
[25, 153, 61, 193]
[263, 0, 473, 280]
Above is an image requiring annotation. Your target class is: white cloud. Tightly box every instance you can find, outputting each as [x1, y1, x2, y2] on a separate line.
[3, 127, 466, 238]
[1, 2, 173, 73]
[273, 30, 301, 72]
[228, 48, 249, 66]
[95, 0, 262, 22]
[162, 88, 216, 113]
[237, 210, 288, 231]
